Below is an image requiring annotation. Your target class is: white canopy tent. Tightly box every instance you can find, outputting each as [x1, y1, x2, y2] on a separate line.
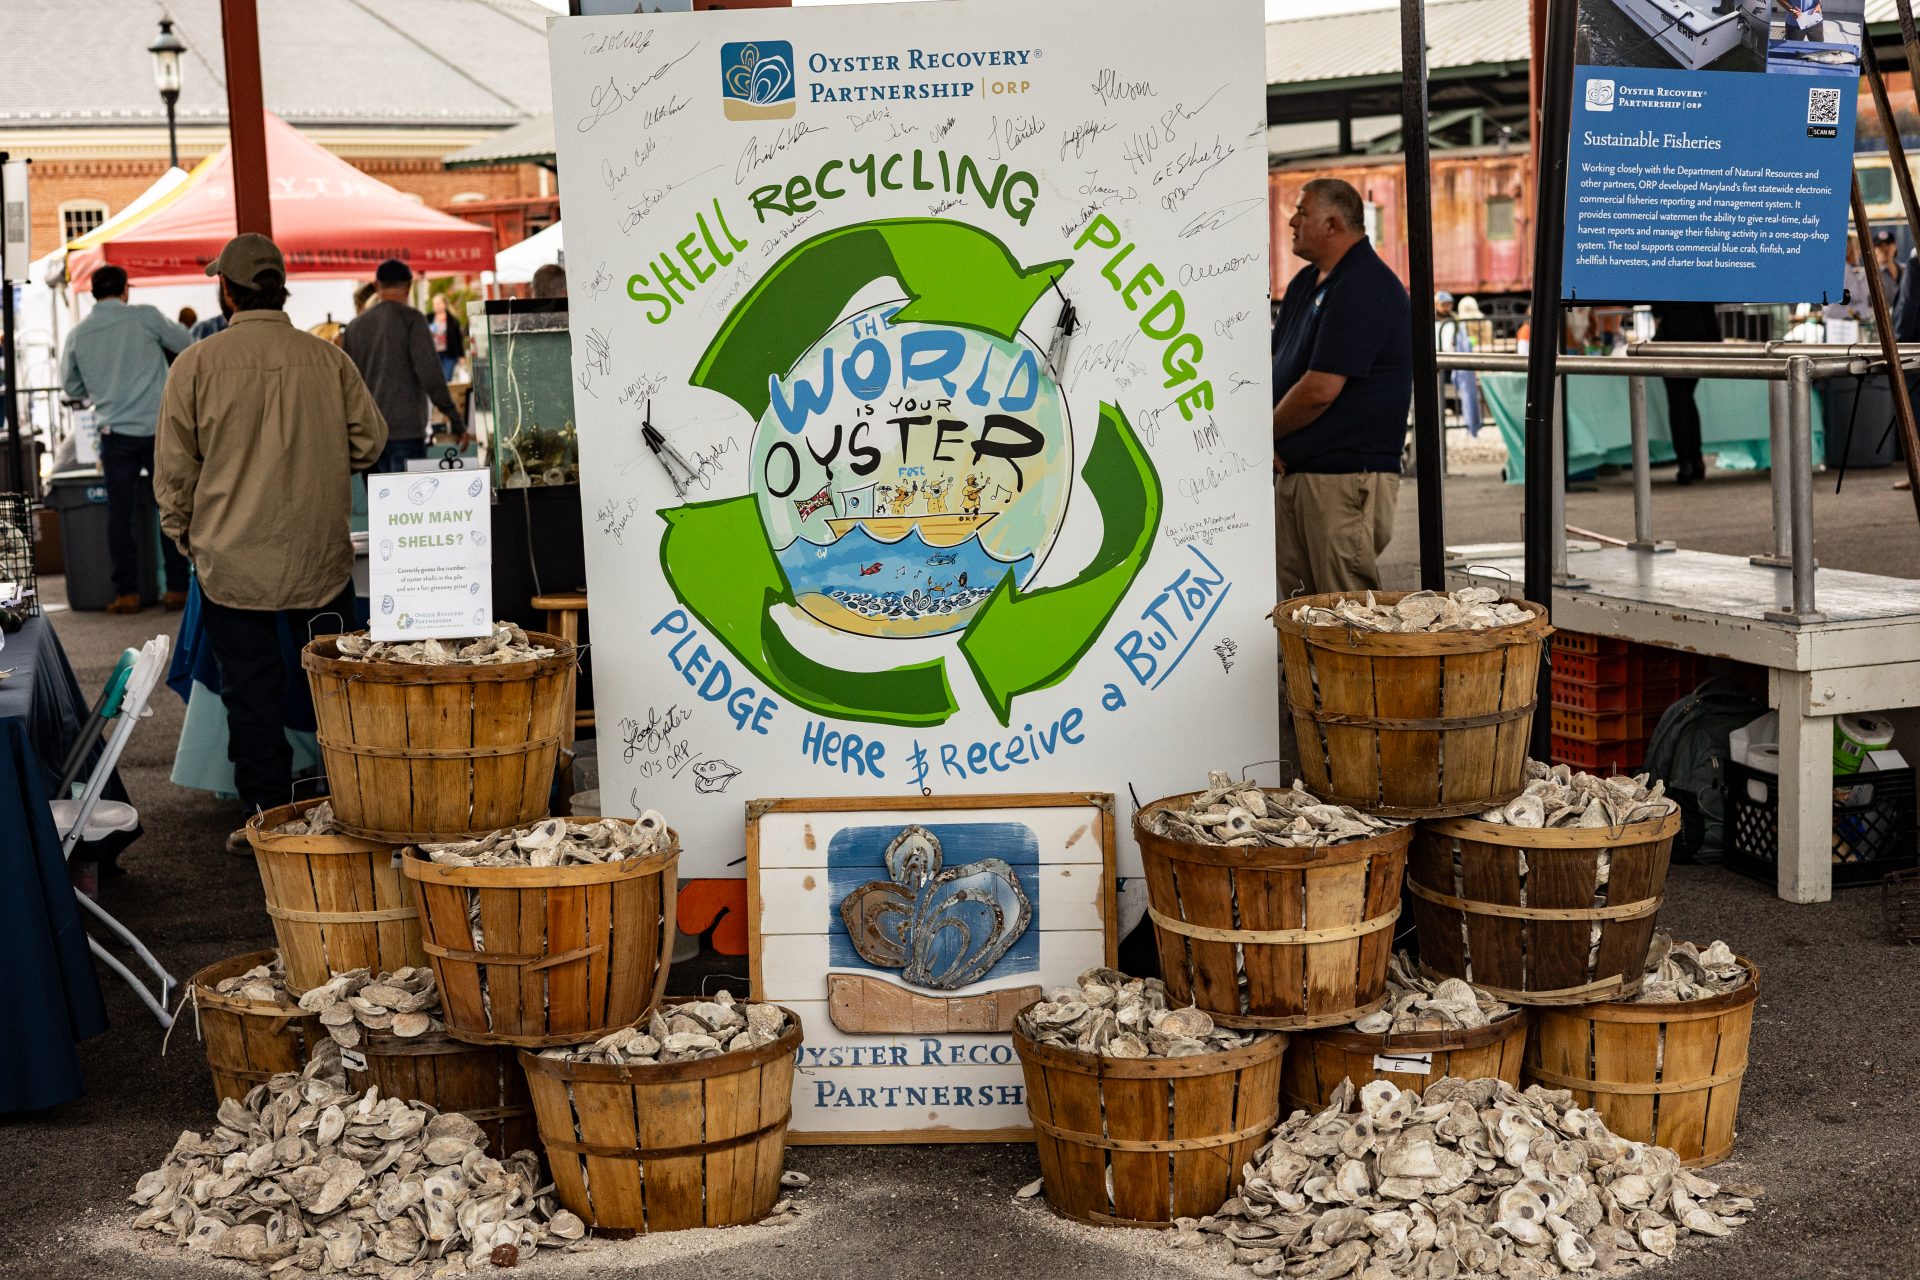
[487, 221, 562, 287]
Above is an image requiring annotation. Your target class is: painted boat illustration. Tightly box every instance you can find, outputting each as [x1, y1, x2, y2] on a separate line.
[825, 511, 1000, 547]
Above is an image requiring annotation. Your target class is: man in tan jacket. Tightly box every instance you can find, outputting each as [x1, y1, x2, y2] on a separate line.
[155, 234, 388, 846]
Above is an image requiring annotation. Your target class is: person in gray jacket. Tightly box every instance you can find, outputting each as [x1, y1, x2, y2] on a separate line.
[341, 259, 463, 472]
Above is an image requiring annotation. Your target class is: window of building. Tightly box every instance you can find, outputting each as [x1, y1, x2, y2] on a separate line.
[1858, 164, 1894, 210]
[59, 199, 110, 243]
[1486, 196, 1516, 242]
[449, 192, 487, 204]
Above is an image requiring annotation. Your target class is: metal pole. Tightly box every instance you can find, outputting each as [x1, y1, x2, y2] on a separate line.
[1626, 374, 1665, 551]
[1521, 0, 1576, 758]
[0, 154, 24, 497]
[220, 0, 273, 236]
[1551, 376, 1573, 583]
[1401, 0, 1446, 591]
[1754, 379, 1793, 567]
[1849, 172, 1920, 517]
[164, 92, 180, 170]
[1764, 357, 1823, 624]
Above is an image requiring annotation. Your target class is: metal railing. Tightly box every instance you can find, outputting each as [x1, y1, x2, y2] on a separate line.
[1433, 343, 1920, 623]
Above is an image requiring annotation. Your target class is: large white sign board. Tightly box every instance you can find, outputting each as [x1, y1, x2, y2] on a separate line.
[366, 472, 494, 640]
[549, 0, 1278, 879]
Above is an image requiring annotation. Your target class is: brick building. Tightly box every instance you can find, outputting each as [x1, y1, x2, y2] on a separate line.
[0, 0, 556, 261]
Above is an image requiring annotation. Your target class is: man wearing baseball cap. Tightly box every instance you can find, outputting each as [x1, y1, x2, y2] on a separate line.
[154, 233, 389, 849]
[341, 258, 464, 472]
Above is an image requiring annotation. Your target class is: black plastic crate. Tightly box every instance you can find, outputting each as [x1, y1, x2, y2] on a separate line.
[0, 493, 38, 617]
[1727, 758, 1918, 887]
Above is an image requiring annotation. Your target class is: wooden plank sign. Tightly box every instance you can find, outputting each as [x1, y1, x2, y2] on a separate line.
[748, 793, 1115, 1143]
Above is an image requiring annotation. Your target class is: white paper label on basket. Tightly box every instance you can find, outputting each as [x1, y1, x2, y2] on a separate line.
[365, 473, 493, 641]
[1373, 1052, 1434, 1075]
[341, 1049, 368, 1072]
[391, 852, 404, 870]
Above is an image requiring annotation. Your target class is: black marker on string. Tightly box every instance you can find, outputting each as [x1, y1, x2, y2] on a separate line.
[640, 397, 699, 498]
[1046, 276, 1079, 374]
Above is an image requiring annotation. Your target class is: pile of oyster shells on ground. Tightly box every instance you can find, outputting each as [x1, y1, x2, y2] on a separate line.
[209, 956, 294, 1005]
[1152, 773, 1403, 849]
[1168, 1076, 1753, 1278]
[1627, 934, 1750, 1005]
[129, 1053, 584, 1277]
[1352, 954, 1517, 1036]
[334, 624, 555, 666]
[538, 992, 788, 1067]
[420, 813, 670, 869]
[1018, 967, 1265, 1059]
[1290, 587, 1532, 634]
[299, 968, 443, 1047]
[1476, 763, 1677, 830]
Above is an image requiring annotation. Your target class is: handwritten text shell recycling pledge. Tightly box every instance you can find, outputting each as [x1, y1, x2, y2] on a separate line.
[549, 0, 1278, 879]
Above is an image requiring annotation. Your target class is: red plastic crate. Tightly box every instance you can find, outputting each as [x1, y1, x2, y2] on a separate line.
[1552, 678, 1633, 713]
[1550, 706, 1639, 742]
[1552, 631, 1630, 658]
[1638, 647, 1697, 682]
[1551, 735, 1648, 773]
[1551, 652, 1630, 685]
[1638, 680, 1680, 714]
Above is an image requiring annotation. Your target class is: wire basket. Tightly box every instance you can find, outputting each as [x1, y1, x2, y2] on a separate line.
[0, 493, 39, 618]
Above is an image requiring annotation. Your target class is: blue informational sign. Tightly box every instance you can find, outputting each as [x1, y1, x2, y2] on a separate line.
[1562, 0, 1862, 304]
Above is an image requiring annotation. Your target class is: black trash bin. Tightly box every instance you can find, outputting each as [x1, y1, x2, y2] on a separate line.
[1819, 376, 1906, 470]
[45, 472, 158, 611]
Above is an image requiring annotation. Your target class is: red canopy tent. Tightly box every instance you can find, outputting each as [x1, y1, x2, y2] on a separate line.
[67, 113, 495, 290]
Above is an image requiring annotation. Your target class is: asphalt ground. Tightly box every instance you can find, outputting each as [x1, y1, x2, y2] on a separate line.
[5, 459, 1919, 1279]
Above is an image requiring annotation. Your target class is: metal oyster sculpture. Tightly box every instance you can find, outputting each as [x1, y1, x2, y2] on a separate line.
[838, 824, 1031, 990]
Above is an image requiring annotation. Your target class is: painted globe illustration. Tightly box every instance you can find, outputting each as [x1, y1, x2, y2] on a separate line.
[750, 302, 1071, 638]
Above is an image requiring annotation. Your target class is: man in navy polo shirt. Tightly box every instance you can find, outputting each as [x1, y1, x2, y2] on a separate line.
[1271, 178, 1412, 596]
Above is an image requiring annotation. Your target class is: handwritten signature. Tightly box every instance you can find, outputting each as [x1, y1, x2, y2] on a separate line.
[576, 44, 701, 133]
[587, 261, 614, 300]
[736, 120, 827, 185]
[1178, 197, 1265, 239]
[986, 113, 1045, 161]
[622, 705, 693, 761]
[1060, 118, 1116, 161]
[688, 438, 737, 492]
[1091, 68, 1156, 107]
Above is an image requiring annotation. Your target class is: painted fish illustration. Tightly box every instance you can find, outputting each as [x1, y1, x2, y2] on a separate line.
[691, 758, 741, 795]
[926, 552, 957, 566]
[859, 562, 882, 576]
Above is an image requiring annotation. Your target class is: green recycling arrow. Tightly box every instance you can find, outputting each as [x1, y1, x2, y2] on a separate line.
[960, 401, 1160, 724]
[692, 218, 1071, 421]
[663, 216, 1161, 727]
[660, 495, 959, 726]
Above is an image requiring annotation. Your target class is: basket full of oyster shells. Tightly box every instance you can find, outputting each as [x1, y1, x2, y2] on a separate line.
[1136, 775, 1410, 1032]
[1282, 952, 1531, 1114]
[1272, 589, 1553, 817]
[245, 797, 425, 995]
[519, 996, 803, 1230]
[402, 816, 679, 1047]
[301, 627, 576, 844]
[1411, 762, 1682, 1006]
[1525, 937, 1758, 1167]
[1012, 969, 1289, 1228]
[187, 951, 326, 1105]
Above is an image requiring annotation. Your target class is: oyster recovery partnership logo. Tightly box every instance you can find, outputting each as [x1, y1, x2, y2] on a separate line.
[722, 41, 795, 120]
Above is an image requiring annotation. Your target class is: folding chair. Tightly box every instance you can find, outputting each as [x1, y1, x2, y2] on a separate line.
[52, 635, 178, 1027]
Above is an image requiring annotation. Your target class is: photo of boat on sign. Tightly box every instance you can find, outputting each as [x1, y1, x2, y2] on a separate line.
[1575, 0, 1765, 72]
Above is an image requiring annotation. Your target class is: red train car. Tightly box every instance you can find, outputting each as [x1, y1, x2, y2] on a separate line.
[1268, 148, 1533, 304]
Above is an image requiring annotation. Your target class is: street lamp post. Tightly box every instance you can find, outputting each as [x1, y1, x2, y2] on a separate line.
[149, 17, 186, 169]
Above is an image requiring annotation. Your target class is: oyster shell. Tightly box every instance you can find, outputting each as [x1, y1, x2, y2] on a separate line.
[422, 813, 670, 868]
[1151, 773, 1404, 849]
[332, 623, 556, 666]
[539, 996, 788, 1066]
[1017, 967, 1268, 1059]
[1289, 587, 1531, 634]
[1627, 933, 1750, 1003]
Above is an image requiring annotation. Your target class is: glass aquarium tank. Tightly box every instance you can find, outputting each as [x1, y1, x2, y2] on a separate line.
[470, 298, 578, 489]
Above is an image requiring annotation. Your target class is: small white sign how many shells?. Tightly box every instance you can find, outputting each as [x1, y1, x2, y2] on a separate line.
[366, 473, 493, 642]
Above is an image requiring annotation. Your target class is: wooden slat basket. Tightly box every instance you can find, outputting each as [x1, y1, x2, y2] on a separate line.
[1281, 1009, 1531, 1116]
[341, 1028, 539, 1161]
[302, 633, 576, 843]
[1409, 809, 1680, 1005]
[1273, 592, 1552, 817]
[520, 1003, 803, 1231]
[1525, 959, 1758, 1167]
[1137, 794, 1410, 1030]
[1013, 1015, 1288, 1229]
[402, 819, 678, 1046]
[188, 950, 323, 1105]
[246, 798, 423, 994]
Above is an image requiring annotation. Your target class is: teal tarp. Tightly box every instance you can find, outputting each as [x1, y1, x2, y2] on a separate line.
[1481, 372, 1824, 483]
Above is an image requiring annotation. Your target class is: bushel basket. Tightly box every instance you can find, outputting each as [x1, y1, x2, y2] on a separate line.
[341, 1028, 540, 1162]
[520, 1003, 802, 1231]
[303, 632, 575, 843]
[1013, 1016, 1288, 1229]
[1273, 592, 1552, 817]
[402, 819, 678, 1046]
[1525, 959, 1757, 1167]
[1137, 794, 1410, 1030]
[1409, 809, 1680, 1005]
[189, 950, 323, 1105]
[1281, 1010, 1531, 1115]
[246, 798, 422, 994]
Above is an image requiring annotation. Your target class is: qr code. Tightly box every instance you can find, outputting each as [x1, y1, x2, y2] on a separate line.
[1808, 87, 1842, 126]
